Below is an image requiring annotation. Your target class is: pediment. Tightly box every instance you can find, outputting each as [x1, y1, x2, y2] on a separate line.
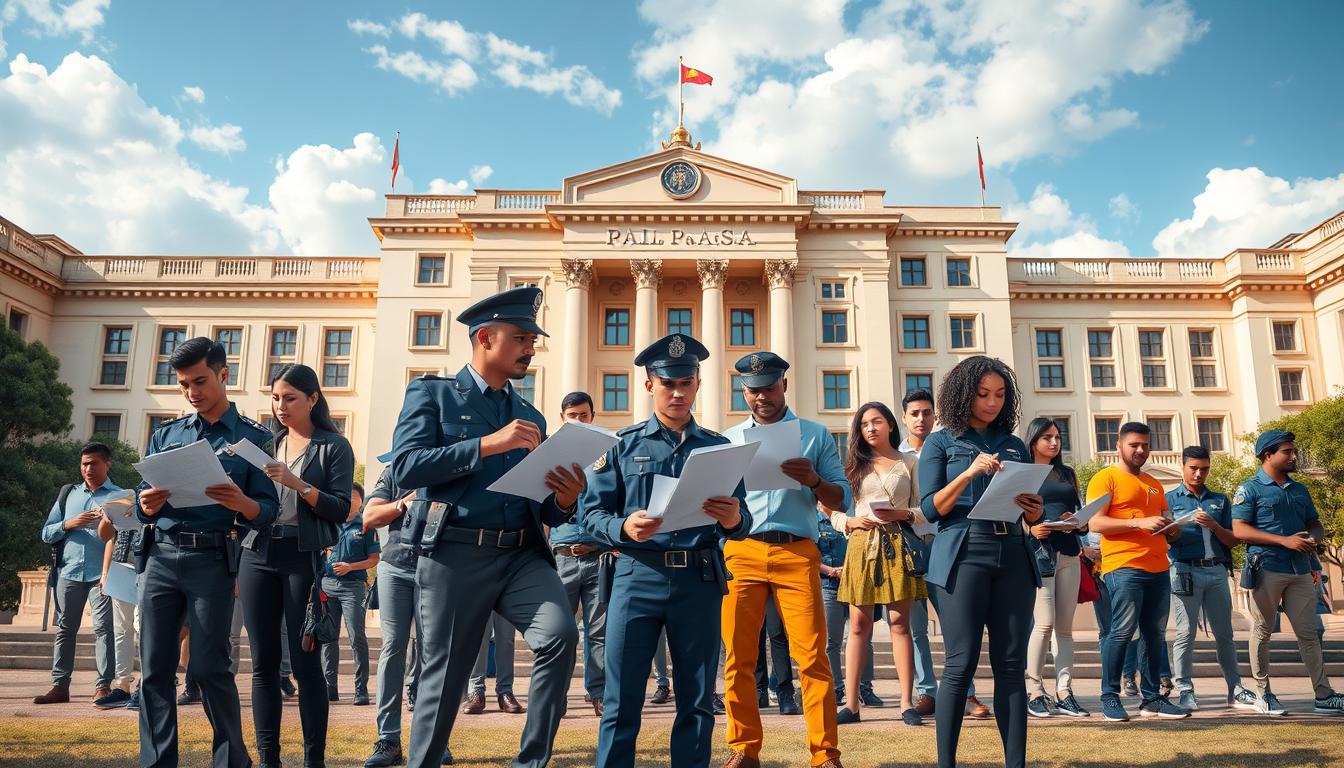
[562, 147, 797, 207]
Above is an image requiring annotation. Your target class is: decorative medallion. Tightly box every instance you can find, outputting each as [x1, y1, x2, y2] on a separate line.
[735, 279, 750, 296]
[669, 335, 686, 358]
[609, 280, 625, 296]
[672, 279, 688, 296]
[661, 160, 702, 200]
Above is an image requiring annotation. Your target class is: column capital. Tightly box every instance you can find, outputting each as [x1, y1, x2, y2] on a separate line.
[762, 258, 799, 289]
[560, 258, 594, 289]
[629, 258, 663, 290]
[696, 258, 729, 290]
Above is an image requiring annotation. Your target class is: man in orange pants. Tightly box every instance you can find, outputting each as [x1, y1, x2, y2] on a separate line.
[720, 353, 850, 768]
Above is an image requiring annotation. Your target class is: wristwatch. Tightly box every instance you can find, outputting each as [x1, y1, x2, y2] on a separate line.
[300, 484, 314, 497]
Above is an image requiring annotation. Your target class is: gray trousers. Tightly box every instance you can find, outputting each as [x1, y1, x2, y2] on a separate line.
[1248, 570, 1333, 699]
[821, 585, 874, 692]
[558, 552, 608, 698]
[652, 630, 670, 687]
[376, 562, 421, 742]
[110, 594, 138, 688]
[1171, 564, 1242, 695]
[470, 612, 518, 694]
[321, 576, 371, 691]
[52, 577, 114, 689]
[408, 542, 577, 768]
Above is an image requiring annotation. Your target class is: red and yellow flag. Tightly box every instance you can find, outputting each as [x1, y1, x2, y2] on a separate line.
[680, 64, 713, 85]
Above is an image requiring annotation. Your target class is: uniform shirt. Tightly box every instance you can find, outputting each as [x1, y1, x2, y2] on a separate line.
[579, 415, 751, 551]
[1087, 465, 1170, 575]
[325, 515, 381, 581]
[722, 408, 851, 541]
[1166, 485, 1232, 564]
[41, 480, 124, 583]
[367, 467, 416, 572]
[816, 510, 847, 591]
[136, 403, 280, 534]
[1231, 468, 1320, 575]
[548, 519, 603, 547]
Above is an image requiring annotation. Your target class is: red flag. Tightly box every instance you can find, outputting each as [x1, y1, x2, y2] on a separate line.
[390, 133, 400, 190]
[977, 138, 986, 191]
[680, 64, 713, 85]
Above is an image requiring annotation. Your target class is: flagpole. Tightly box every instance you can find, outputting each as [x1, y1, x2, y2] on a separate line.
[678, 55, 685, 128]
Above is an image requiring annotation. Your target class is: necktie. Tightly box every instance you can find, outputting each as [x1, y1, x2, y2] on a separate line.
[485, 386, 507, 423]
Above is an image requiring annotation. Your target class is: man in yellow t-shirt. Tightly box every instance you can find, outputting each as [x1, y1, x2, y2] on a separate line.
[1085, 422, 1187, 722]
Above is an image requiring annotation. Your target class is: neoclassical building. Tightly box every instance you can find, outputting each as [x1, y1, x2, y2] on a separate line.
[4, 127, 1344, 493]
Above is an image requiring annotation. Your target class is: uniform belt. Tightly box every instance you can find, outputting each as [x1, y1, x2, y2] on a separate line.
[624, 548, 709, 569]
[162, 531, 228, 549]
[967, 520, 1025, 539]
[440, 525, 529, 549]
[269, 524, 300, 539]
[552, 544, 608, 558]
[1179, 558, 1223, 568]
[747, 531, 806, 544]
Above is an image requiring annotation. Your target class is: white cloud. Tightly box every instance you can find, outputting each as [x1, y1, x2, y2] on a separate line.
[181, 85, 205, 103]
[2, 0, 109, 41]
[1152, 167, 1344, 258]
[1108, 192, 1139, 222]
[1011, 230, 1131, 260]
[188, 122, 245, 153]
[395, 12, 477, 59]
[267, 132, 394, 255]
[427, 164, 494, 194]
[346, 18, 389, 38]
[365, 44, 477, 95]
[1004, 183, 1130, 259]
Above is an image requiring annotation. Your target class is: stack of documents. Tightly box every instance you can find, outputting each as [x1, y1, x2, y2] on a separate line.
[487, 421, 620, 503]
[1039, 493, 1111, 531]
[967, 463, 1052, 522]
[645, 442, 759, 533]
[733, 419, 804, 491]
[131, 439, 233, 509]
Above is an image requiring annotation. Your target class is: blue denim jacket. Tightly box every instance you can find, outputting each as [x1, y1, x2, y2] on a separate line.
[816, 511, 847, 591]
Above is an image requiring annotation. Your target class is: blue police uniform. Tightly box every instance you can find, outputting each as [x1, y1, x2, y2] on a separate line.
[579, 333, 751, 768]
[135, 402, 278, 768]
[387, 286, 579, 768]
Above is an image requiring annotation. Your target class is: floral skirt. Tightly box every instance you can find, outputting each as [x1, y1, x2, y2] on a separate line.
[836, 523, 928, 606]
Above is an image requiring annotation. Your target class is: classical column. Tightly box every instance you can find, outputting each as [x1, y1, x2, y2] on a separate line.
[560, 258, 594, 397]
[764, 259, 799, 385]
[630, 258, 663, 422]
[697, 258, 729, 430]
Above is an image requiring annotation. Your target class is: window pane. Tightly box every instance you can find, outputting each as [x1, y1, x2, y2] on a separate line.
[730, 309, 756, 346]
[603, 373, 629, 412]
[146, 415, 173, 450]
[1038, 364, 1065, 388]
[214, 328, 242, 355]
[269, 329, 296, 356]
[1094, 417, 1120, 452]
[1272, 321, 1296, 351]
[1197, 417, 1224, 451]
[322, 362, 350, 388]
[730, 374, 748, 411]
[1090, 364, 1115, 388]
[516, 373, 536, 403]
[1147, 418, 1172, 452]
[1139, 330, 1164, 358]
[91, 414, 121, 439]
[414, 315, 441, 347]
[823, 373, 851, 410]
[667, 308, 692, 337]
[1142, 364, 1167, 388]
[99, 360, 128, 386]
[900, 258, 926, 286]
[1188, 330, 1213, 358]
[1055, 418, 1072, 452]
[268, 362, 287, 383]
[1087, 330, 1112, 358]
[822, 310, 848, 344]
[1279, 370, 1303, 401]
[104, 327, 131, 355]
[1036, 330, 1062, 358]
[154, 361, 175, 386]
[330, 416, 348, 436]
[324, 329, 352, 357]
[417, 255, 445, 284]
[159, 328, 187, 355]
[950, 317, 975, 349]
[946, 258, 972, 286]
[833, 432, 848, 456]
[902, 317, 930, 349]
[604, 308, 630, 346]
[1192, 363, 1218, 388]
[821, 283, 832, 299]
[904, 373, 933, 393]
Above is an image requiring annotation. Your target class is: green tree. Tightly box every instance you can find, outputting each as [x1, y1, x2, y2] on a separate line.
[1069, 456, 1108, 493]
[1206, 451, 1257, 497]
[1257, 392, 1344, 569]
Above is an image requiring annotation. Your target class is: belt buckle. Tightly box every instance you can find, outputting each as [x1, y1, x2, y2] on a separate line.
[497, 529, 511, 548]
[992, 521, 1009, 536]
[182, 532, 198, 547]
[664, 550, 689, 568]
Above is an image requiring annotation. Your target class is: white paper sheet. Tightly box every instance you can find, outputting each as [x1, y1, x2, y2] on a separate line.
[102, 562, 138, 605]
[1153, 509, 1200, 536]
[98, 489, 140, 532]
[131, 439, 233, 509]
[644, 442, 759, 533]
[486, 421, 620, 503]
[967, 462, 1052, 523]
[1039, 493, 1111, 531]
[221, 438, 276, 472]
[735, 419, 803, 491]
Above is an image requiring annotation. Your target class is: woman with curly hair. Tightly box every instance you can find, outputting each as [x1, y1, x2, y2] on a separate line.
[917, 356, 1044, 768]
[832, 402, 929, 727]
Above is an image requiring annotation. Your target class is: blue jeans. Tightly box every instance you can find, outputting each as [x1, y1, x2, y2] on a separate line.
[1101, 568, 1170, 699]
[1094, 568, 1171, 681]
[821, 585, 874, 694]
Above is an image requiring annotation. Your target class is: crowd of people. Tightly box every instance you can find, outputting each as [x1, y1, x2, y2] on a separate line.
[33, 285, 1340, 768]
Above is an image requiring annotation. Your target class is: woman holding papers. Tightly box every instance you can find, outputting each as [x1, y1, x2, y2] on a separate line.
[1022, 418, 1090, 718]
[833, 402, 928, 727]
[917, 356, 1043, 768]
[239, 363, 354, 768]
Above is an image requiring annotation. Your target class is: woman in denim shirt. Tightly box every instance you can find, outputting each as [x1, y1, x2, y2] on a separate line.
[917, 356, 1043, 768]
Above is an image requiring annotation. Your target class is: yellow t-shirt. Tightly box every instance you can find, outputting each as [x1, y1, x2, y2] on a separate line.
[1087, 465, 1170, 574]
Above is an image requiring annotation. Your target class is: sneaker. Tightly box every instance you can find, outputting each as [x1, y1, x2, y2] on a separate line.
[363, 739, 404, 768]
[836, 706, 861, 725]
[94, 688, 132, 709]
[1177, 690, 1198, 712]
[1101, 694, 1129, 722]
[1313, 692, 1344, 715]
[354, 689, 371, 706]
[1160, 676, 1174, 698]
[901, 707, 923, 726]
[650, 684, 671, 705]
[124, 688, 140, 711]
[1054, 693, 1090, 718]
[442, 747, 454, 765]
[778, 689, 801, 716]
[713, 694, 725, 716]
[1231, 685, 1257, 711]
[279, 676, 297, 698]
[1121, 675, 1138, 697]
[834, 689, 845, 707]
[1138, 696, 1190, 719]
[1027, 695, 1055, 718]
[1256, 692, 1286, 716]
[177, 686, 201, 706]
[767, 688, 779, 706]
[913, 694, 935, 716]
[859, 687, 885, 708]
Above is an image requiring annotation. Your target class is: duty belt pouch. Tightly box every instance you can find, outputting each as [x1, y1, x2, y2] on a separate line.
[134, 525, 155, 574]
[1240, 551, 1264, 590]
[598, 552, 616, 604]
[417, 501, 449, 553]
[1030, 538, 1057, 579]
[701, 550, 730, 596]
[1171, 561, 1194, 596]
[224, 531, 242, 576]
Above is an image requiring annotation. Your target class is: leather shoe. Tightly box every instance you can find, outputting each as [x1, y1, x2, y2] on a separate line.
[592, 697, 605, 717]
[650, 684, 671, 705]
[713, 694, 725, 715]
[965, 696, 992, 719]
[461, 691, 486, 714]
[778, 690, 801, 715]
[498, 692, 524, 714]
[913, 694, 935, 716]
[723, 751, 761, 768]
[442, 748, 453, 765]
[279, 675, 297, 698]
[177, 686, 201, 706]
[33, 685, 70, 705]
[92, 686, 112, 702]
[326, 686, 339, 703]
[756, 688, 770, 708]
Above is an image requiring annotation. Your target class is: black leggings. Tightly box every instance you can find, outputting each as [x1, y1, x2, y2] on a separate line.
[932, 530, 1036, 768]
[239, 536, 328, 765]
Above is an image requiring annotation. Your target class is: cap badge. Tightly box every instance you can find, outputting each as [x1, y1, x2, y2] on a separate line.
[531, 291, 544, 318]
[669, 335, 686, 358]
[749, 354, 763, 373]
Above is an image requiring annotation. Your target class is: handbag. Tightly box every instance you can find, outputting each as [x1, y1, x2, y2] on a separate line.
[1077, 559, 1101, 604]
[897, 523, 929, 577]
[300, 554, 340, 651]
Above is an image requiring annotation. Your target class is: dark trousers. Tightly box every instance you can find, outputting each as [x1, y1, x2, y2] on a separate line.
[240, 537, 328, 765]
[138, 539, 249, 768]
[1100, 567, 1171, 700]
[932, 531, 1035, 768]
[754, 596, 792, 694]
[1092, 571, 1172, 681]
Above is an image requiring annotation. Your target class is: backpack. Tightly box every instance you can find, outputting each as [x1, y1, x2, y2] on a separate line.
[46, 483, 76, 587]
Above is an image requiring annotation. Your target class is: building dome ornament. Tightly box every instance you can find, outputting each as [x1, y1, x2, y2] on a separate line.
[662, 124, 701, 151]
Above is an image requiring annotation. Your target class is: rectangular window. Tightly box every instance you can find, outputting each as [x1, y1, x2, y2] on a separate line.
[946, 257, 972, 287]
[822, 372, 851, 410]
[416, 254, 446, 284]
[819, 280, 846, 300]
[516, 372, 537, 403]
[1189, 329, 1218, 388]
[1192, 364, 1218, 388]
[1142, 364, 1168, 388]
[266, 327, 298, 382]
[1197, 417, 1225, 452]
[329, 415, 348, 436]
[321, 328, 353, 388]
[99, 326, 132, 386]
[145, 414, 174, 451]
[1090, 364, 1116, 388]
[902, 316, 931, 349]
[1053, 417, 1072, 452]
[1036, 329, 1062, 358]
[412, 313, 442, 348]
[1272, 321, 1297, 352]
[666, 308, 692, 337]
[1088, 329, 1116, 388]
[603, 308, 630, 346]
[730, 374, 748, 412]
[1038, 364, 1065, 389]
[1087, 329, 1114, 358]
[1035, 329, 1065, 389]
[900, 257, 926, 287]
[91, 413, 121, 440]
[1138, 330, 1164, 358]
[821, 310, 848, 344]
[258, 414, 279, 433]
[8, 308, 29, 338]
[1188, 329, 1214, 358]
[1279, 369, 1305, 402]
[949, 316, 976, 349]
[406, 369, 439, 384]
[602, 373, 629, 412]
[1147, 417, 1173, 452]
[730, 308, 756, 347]
[214, 327, 243, 386]
[153, 327, 189, 386]
[833, 431, 848, 457]
[1139, 329, 1167, 388]
[904, 372, 933, 394]
[1094, 417, 1121, 453]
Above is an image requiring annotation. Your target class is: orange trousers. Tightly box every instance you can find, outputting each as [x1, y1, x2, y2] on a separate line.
[721, 537, 839, 765]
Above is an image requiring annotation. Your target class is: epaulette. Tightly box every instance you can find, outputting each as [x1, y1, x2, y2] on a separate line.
[417, 374, 445, 380]
[701, 427, 724, 439]
[617, 424, 643, 437]
[156, 414, 191, 429]
[239, 415, 271, 434]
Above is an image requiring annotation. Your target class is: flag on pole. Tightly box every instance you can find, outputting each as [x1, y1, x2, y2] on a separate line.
[680, 64, 713, 85]
[976, 137, 986, 191]
[390, 132, 400, 190]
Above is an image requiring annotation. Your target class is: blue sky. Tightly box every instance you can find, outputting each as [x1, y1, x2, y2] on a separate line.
[1, 0, 1341, 258]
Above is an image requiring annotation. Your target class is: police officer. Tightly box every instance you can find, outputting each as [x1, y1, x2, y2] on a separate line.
[1230, 429, 1344, 715]
[135, 337, 279, 768]
[580, 333, 752, 768]
[387, 286, 584, 768]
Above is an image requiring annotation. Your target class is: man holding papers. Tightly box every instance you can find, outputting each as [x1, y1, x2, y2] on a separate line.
[385, 286, 585, 768]
[133, 337, 279, 768]
[719, 352, 848, 768]
[579, 333, 751, 768]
